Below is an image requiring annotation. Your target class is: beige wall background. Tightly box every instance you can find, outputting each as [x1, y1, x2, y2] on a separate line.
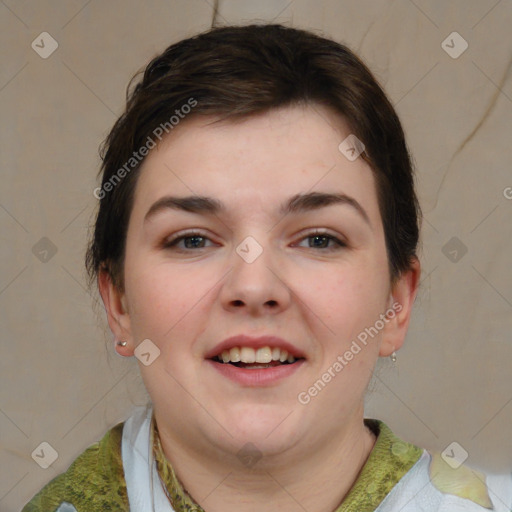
[1, 1, 511, 510]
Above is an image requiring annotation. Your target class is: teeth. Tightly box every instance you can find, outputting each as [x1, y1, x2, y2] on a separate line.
[215, 346, 299, 364]
[256, 347, 272, 363]
[229, 347, 241, 362]
[240, 347, 256, 363]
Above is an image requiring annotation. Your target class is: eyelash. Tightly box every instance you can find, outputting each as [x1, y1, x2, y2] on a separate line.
[162, 229, 346, 252]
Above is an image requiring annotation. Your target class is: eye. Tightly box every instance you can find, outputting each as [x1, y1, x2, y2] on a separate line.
[161, 229, 346, 252]
[162, 231, 216, 251]
[295, 230, 346, 251]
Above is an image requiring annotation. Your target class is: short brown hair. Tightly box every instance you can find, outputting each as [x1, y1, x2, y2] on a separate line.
[86, 23, 421, 293]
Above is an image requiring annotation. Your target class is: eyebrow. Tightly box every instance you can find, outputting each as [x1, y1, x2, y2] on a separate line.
[143, 191, 371, 226]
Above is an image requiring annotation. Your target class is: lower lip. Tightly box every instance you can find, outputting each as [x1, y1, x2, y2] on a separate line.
[206, 359, 305, 386]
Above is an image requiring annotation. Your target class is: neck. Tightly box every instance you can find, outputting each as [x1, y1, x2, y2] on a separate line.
[155, 408, 377, 512]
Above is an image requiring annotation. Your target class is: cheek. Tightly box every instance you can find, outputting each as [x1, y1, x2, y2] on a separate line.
[301, 260, 389, 342]
[125, 261, 207, 341]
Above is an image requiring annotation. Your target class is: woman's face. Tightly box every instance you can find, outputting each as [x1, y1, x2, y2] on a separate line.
[104, 104, 418, 461]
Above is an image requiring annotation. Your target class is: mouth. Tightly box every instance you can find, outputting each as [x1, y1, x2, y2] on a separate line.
[205, 335, 306, 385]
[210, 346, 305, 369]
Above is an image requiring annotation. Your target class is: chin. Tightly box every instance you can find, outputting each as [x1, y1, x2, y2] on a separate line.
[214, 402, 303, 450]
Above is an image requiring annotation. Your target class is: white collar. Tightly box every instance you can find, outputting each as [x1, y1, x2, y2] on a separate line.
[122, 403, 176, 512]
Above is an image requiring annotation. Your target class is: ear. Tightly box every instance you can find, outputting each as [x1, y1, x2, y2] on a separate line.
[98, 268, 134, 357]
[379, 257, 421, 357]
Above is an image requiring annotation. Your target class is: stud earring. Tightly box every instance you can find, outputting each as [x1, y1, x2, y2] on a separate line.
[390, 351, 397, 363]
[117, 340, 127, 347]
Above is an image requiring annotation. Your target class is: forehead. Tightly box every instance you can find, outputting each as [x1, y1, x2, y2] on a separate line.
[130, 105, 381, 225]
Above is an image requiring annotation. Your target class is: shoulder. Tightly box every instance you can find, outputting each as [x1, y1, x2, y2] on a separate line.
[379, 448, 512, 511]
[428, 450, 512, 510]
[21, 422, 129, 512]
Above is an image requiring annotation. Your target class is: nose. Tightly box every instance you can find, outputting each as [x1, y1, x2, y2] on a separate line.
[219, 238, 292, 316]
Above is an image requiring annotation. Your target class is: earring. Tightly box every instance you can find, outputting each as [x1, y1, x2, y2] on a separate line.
[390, 351, 397, 363]
[117, 340, 127, 347]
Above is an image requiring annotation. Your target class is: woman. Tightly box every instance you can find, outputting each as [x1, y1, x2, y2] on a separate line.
[23, 23, 511, 512]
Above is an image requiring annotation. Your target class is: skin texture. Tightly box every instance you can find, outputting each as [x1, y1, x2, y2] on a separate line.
[99, 104, 420, 511]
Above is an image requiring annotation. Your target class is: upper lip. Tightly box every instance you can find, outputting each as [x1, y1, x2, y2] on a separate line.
[205, 335, 306, 360]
